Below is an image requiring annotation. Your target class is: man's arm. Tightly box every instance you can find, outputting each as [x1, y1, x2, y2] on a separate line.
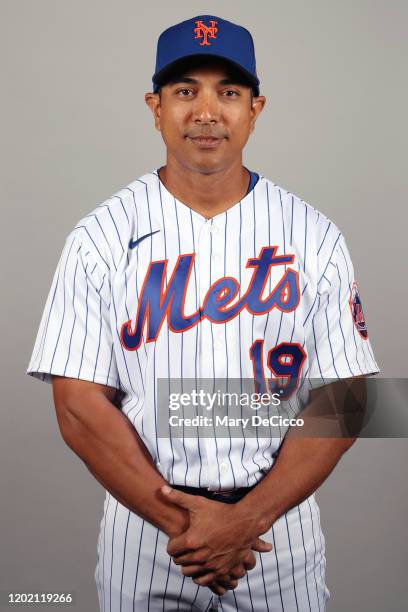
[165, 377, 366, 583]
[237, 376, 366, 535]
[51, 375, 189, 538]
[51, 376, 263, 595]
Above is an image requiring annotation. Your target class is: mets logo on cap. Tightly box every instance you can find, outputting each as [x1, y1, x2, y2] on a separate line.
[349, 281, 368, 339]
[194, 19, 218, 46]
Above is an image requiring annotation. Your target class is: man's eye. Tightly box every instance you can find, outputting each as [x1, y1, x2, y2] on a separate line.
[177, 88, 193, 96]
[223, 90, 239, 97]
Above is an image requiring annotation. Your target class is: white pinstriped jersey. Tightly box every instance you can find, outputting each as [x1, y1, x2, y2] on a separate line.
[27, 169, 379, 490]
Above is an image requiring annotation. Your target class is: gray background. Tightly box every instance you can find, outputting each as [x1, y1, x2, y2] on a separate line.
[1, 1, 407, 610]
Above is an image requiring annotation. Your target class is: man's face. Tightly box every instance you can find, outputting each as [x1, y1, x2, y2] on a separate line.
[145, 61, 266, 174]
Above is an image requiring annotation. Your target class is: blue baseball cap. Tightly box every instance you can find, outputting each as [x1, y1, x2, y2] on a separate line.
[152, 15, 260, 96]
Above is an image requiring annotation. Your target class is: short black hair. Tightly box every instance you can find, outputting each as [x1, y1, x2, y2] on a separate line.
[155, 55, 258, 97]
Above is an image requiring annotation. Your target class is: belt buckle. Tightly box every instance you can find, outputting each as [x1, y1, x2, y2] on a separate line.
[210, 489, 236, 498]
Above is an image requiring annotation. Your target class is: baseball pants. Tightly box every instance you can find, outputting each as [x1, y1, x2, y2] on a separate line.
[95, 492, 330, 611]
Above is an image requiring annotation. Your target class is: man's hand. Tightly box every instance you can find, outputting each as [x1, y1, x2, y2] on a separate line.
[161, 485, 272, 587]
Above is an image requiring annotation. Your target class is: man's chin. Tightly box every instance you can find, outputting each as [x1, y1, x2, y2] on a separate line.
[188, 157, 229, 175]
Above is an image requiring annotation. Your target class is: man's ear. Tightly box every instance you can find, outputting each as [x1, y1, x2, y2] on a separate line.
[145, 92, 161, 132]
[249, 95, 266, 134]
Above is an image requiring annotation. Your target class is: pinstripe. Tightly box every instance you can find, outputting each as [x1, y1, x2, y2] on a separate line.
[271, 524, 285, 611]
[251, 189, 262, 477]
[209, 218, 222, 489]
[231, 589, 240, 611]
[317, 221, 331, 255]
[314, 503, 327, 609]
[95, 215, 117, 271]
[189, 208, 203, 487]
[33, 240, 71, 366]
[158, 179, 176, 483]
[238, 200, 251, 486]
[132, 519, 145, 611]
[318, 233, 341, 284]
[224, 210, 236, 488]
[109, 500, 119, 612]
[335, 264, 355, 377]
[147, 528, 160, 611]
[63, 254, 80, 375]
[262, 182, 281, 452]
[258, 552, 270, 612]
[78, 258, 90, 377]
[119, 511, 131, 612]
[244, 572, 255, 611]
[92, 292, 104, 381]
[162, 554, 172, 611]
[130, 185, 148, 369]
[306, 499, 321, 612]
[176, 575, 187, 610]
[324, 294, 340, 378]
[174, 195, 189, 484]
[204, 597, 213, 611]
[303, 293, 319, 327]
[110, 291, 137, 392]
[297, 506, 312, 612]
[311, 297, 324, 380]
[75, 224, 110, 270]
[189, 585, 201, 611]
[101, 494, 111, 612]
[284, 514, 300, 612]
[49, 237, 76, 370]
[106, 343, 116, 387]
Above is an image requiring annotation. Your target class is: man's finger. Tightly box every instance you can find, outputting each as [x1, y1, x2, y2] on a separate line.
[171, 546, 209, 565]
[166, 532, 196, 557]
[161, 485, 199, 511]
[209, 583, 227, 596]
[243, 551, 257, 571]
[193, 572, 217, 586]
[229, 564, 247, 580]
[181, 564, 213, 577]
[251, 537, 273, 553]
[213, 576, 238, 591]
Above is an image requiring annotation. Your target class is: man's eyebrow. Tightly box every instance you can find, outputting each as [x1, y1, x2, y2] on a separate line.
[167, 76, 247, 87]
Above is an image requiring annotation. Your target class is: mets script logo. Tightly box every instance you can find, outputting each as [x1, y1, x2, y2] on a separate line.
[120, 246, 300, 351]
[194, 19, 218, 46]
[350, 281, 368, 339]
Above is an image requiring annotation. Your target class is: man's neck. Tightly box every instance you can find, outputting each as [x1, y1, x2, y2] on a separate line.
[158, 159, 251, 219]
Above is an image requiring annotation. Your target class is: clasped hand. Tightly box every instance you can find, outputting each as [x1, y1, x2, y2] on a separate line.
[161, 485, 272, 596]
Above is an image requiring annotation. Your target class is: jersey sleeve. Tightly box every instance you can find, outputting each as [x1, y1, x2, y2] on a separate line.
[26, 227, 121, 389]
[305, 233, 380, 381]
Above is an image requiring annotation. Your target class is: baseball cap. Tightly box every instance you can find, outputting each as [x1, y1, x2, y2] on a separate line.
[152, 15, 260, 96]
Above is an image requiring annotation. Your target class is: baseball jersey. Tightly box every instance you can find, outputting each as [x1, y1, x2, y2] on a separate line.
[26, 168, 380, 490]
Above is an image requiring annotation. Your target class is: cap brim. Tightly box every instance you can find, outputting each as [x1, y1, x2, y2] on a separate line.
[153, 53, 260, 95]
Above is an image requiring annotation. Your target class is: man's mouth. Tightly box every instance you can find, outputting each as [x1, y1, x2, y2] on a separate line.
[188, 136, 224, 147]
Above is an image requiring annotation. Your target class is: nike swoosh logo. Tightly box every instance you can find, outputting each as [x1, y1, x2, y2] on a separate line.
[129, 229, 160, 250]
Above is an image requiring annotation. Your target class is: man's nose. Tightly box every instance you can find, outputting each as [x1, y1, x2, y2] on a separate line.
[192, 91, 221, 123]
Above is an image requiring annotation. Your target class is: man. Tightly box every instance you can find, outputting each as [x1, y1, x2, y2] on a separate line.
[27, 14, 380, 611]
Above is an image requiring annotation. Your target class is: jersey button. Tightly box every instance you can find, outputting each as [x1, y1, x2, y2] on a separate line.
[213, 338, 223, 351]
[210, 225, 220, 234]
[211, 252, 221, 264]
[220, 462, 228, 474]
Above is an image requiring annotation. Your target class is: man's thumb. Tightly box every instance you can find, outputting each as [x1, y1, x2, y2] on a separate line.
[251, 537, 273, 553]
[161, 485, 196, 510]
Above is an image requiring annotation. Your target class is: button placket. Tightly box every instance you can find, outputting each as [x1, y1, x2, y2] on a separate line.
[196, 220, 219, 487]
[208, 220, 231, 488]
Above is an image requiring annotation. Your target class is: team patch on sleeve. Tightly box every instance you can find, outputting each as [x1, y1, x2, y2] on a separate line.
[349, 281, 368, 339]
